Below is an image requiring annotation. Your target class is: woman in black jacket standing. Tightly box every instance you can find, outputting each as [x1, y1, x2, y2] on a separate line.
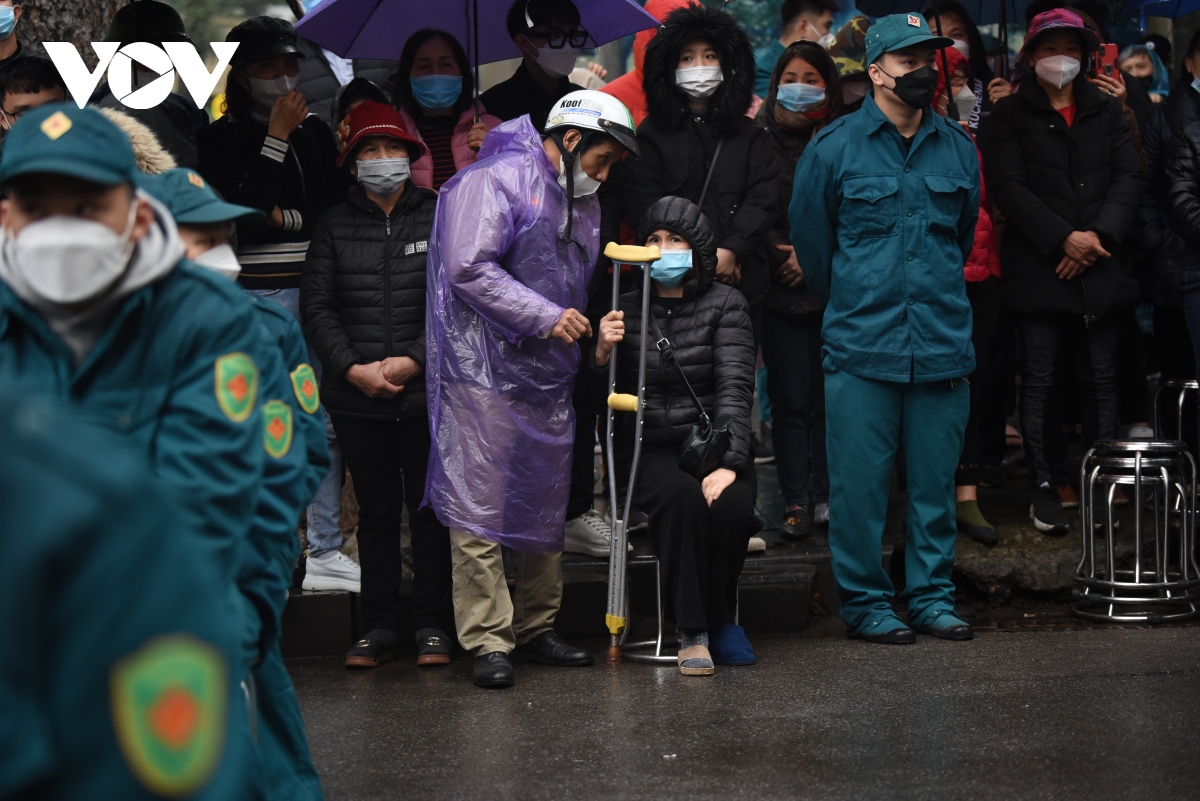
[620, 3, 778, 345]
[594, 197, 756, 676]
[755, 40, 846, 542]
[301, 101, 453, 670]
[984, 10, 1141, 535]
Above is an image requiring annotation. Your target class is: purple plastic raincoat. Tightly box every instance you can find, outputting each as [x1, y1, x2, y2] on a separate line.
[423, 115, 600, 551]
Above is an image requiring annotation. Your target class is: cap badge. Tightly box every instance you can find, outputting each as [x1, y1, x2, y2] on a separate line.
[908, 14, 921, 27]
[40, 111, 72, 141]
[187, 172, 205, 189]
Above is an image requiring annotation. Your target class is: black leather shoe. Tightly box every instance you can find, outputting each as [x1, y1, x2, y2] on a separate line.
[780, 506, 811, 542]
[473, 652, 514, 688]
[512, 631, 594, 666]
[918, 613, 974, 641]
[852, 626, 916, 645]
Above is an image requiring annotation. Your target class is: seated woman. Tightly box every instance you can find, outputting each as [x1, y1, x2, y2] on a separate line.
[593, 196, 757, 676]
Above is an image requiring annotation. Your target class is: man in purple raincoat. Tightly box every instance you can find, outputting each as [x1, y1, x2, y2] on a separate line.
[425, 90, 638, 688]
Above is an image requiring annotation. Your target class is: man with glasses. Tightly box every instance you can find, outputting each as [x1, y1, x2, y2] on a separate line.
[0, 57, 65, 132]
[480, 0, 589, 132]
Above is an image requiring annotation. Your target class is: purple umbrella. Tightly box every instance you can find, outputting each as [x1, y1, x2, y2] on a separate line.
[295, 0, 660, 63]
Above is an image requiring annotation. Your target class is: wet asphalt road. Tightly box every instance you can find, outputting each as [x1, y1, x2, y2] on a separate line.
[290, 626, 1200, 801]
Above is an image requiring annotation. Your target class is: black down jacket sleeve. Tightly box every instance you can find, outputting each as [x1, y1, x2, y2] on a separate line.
[300, 214, 363, 381]
[712, 285, 756, 473]
[1167, 121, 1200, 252]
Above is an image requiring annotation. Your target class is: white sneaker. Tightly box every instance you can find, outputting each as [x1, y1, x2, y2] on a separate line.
[564, 509, 620, 558]
[814, 502, 829, 526]
[747, 536, 767, 554]
[1127, 424, 1154, 439]
[303, 551, 361, 593]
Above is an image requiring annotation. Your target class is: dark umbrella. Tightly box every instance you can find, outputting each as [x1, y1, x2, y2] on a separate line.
[296, 0, 660, 119]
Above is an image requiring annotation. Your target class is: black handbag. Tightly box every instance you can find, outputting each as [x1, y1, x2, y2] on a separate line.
[647, 312, 731, 478]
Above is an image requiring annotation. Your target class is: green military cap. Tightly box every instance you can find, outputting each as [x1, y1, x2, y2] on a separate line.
[145, 167, 266, 225]
[865, 13, 953, 66]
[0, 103, 139, 186]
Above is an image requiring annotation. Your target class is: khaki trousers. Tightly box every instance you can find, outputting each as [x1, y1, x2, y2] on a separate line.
[449, 528, 563, 655]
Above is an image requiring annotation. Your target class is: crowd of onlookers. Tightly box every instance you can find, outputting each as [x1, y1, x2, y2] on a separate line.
[3, 0, 1199, 671]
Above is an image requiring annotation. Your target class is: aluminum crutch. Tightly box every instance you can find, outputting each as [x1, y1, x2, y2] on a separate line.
[601, 242, 660, 665]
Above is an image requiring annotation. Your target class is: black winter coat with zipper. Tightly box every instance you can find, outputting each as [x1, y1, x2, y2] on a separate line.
[1141, 102, 1200, 304]
[984, 78, 1141, 321]
[620, 3, 778, 308]
[1165, 82, 1200, 295]
[300, 183, 437, 419]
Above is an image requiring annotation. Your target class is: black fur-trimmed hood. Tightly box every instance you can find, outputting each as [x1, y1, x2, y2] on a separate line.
[642, 4, 755, 133]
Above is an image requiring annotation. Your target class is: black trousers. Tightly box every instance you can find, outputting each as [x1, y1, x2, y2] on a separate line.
[1018, 314, 1118, 488]
[1115, 305, 1150, 426]
[330, 414, 453, 635]
[957, 278, 1002, 486]
[636, 449, 757, 631]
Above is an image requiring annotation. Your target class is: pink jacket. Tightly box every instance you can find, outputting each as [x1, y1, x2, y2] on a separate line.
[398, 105, 502, 190]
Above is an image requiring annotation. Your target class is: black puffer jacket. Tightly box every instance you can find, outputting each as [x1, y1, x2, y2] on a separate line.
[984, 78, 1141, 320]
[1165, 83, 1200, 295]
[593, 197, 755, 473]
[621, 4, 778, 308]
[300, 183, 438, 419]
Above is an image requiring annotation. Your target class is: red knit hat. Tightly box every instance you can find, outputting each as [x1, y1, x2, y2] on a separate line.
[334, 100, 427, 168]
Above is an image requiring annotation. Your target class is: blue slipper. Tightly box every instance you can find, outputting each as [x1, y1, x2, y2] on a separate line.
[709, 624, 757, 665]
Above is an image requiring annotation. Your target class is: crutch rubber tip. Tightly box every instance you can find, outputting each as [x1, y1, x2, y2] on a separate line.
[608, 393, 639, 411]
[605, 645, 622, 665]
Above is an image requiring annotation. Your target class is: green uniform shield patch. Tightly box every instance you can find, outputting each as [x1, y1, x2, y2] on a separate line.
[110, 635, 227, 798]
[262, 399, 294, 459]
[289, 363, 320, 414]
[214, 352, 259, 423]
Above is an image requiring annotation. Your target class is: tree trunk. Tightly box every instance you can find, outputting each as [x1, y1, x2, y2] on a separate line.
[19, 0, 124, 62]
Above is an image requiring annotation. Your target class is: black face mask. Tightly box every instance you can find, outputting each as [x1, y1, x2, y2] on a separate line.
[879, 65, 939, 109]
[1138, 74, 1153, 92]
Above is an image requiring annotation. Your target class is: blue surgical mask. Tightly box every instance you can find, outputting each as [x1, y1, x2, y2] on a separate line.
[0, 7, 15, 39]
[410, 74, 463, 112]
[299, 0, 325, 13]
[776, 82, 826, 112]
[1192, 74, 1200, 95]
[651, 250, 693, 289]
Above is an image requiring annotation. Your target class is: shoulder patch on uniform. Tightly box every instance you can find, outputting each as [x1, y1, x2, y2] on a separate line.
[289, 363, 320, 414]
[262, 399, 294, 459]
[110, 634, 227, 798]
[214, 352, 259, 423]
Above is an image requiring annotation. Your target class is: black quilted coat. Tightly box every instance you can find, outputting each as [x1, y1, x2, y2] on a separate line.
[620, 4, 778, 308]
[594, 197, 756, 473]
[984, 78, 1141, 320]
[1165, 83, 1200, 296]
[300, 183, 437, 419]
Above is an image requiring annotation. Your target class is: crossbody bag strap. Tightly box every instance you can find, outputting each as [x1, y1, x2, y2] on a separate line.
[647, 310, 711, 428]
[696, 138, 724, 210]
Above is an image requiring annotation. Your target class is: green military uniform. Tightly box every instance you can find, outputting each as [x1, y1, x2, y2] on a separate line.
[790, 17, 979, 639]
[147, 167, 330, 801]
[0, 393, 253, 799]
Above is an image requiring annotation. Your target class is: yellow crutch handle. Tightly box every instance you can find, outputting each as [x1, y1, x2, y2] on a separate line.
[608, 393, 639, 411]
[604, 243, 661, 264]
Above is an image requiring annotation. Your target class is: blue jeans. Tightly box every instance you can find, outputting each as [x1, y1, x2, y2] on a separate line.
[245, 288, 345, 554]
[761, 310, 828, 508]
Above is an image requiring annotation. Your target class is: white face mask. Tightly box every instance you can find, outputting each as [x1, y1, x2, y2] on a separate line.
[1035, 55, 1080, 89]
[248, 73, 299, 106]
[951, 39, 971, 60]
[356, 157, 410, 196]
[9, 205, 138, 306]
[675, 66, 724, 99]
[191, 243, 241, 279]
[818, 32, 836, 49]
[953, 85, 977, 120]
[558, 155, 600, 197]
[533, 43, 579, 78]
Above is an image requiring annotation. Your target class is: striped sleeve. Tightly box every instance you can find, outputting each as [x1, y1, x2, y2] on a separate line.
[261, 135, 289, 163]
